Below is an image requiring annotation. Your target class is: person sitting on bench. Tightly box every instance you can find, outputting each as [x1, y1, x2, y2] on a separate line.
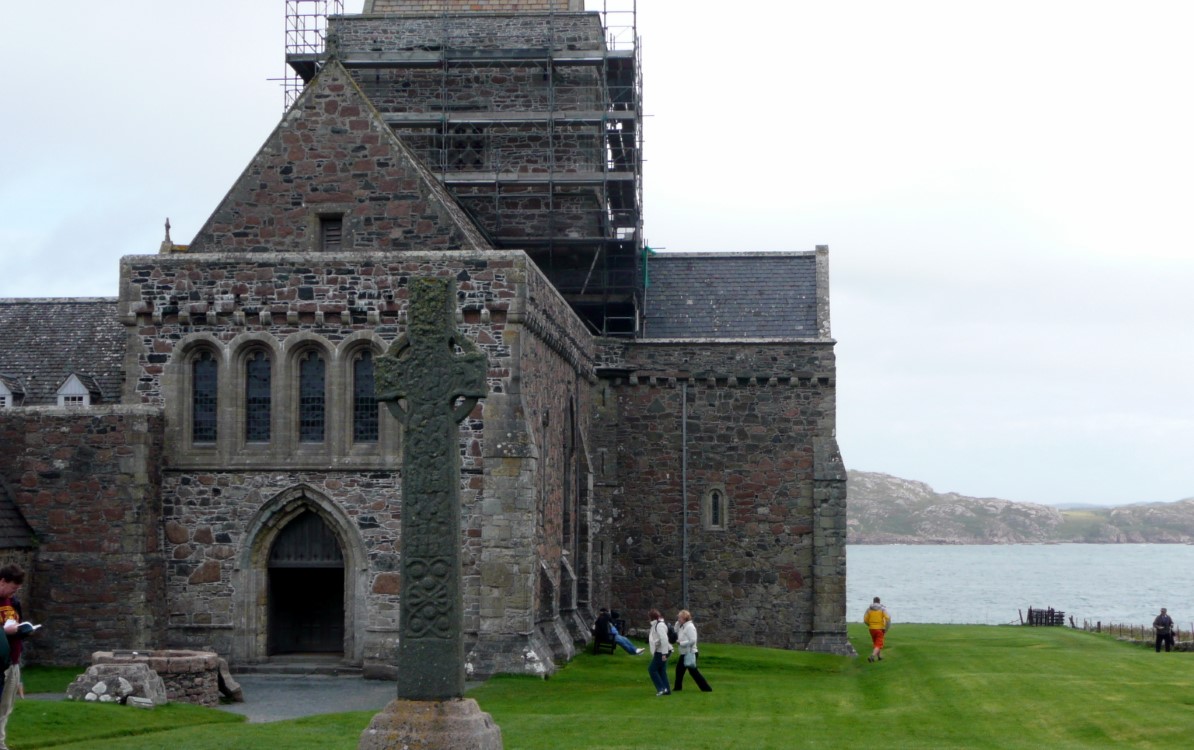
[596, 608, 644, 655]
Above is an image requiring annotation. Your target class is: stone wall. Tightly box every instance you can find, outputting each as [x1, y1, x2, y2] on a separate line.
[124, 251, 515, 671]
[160, 469, 404, 666]
[0, 407, 166, 665]
[365, 2, 583, 13]
[469, 250, 598, 676]
[337, 12, 599, 50]
[186, 62, 489, 255]
[118, 249, 598, 675]
[119, 251, 522, 408]
[599, 341, 847, 648]
[332, 12, 610, 245]
[92, 649, 221, 707]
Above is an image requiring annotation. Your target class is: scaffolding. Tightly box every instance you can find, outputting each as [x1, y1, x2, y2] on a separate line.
[283, 0, 344, 109]
[285, 1, 642, 336]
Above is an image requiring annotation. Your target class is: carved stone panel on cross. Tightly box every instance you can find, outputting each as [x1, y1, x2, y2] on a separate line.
[375, 276, 487, 701]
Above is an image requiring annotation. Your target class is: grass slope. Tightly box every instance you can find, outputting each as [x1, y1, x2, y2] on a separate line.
[14, 625, 1194, 749]
[476, 625, 1194, 749]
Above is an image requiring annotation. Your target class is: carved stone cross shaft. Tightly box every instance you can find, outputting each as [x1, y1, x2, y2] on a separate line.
[375, 277, 488, 701]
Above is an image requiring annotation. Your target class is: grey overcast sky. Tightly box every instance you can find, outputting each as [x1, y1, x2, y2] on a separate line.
[2, 1, 1191, 507]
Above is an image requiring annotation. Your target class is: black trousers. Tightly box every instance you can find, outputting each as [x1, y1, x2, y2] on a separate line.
[674, 652, 712, 692]
[1156, 632, 1174, 652]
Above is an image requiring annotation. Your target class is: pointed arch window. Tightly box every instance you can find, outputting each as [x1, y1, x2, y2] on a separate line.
[192, 350, 218, 443]
[352, 350, 378, 443]
[245, 350, 272, 442]
[299, 350, 326, 443]
[703, 486, 729, 531]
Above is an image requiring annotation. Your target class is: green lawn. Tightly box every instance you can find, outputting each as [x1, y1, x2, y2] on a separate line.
[13, 625, 1194, 749]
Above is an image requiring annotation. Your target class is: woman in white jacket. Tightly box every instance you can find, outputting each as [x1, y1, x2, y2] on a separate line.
[673, 609, 712, 692]
[646, 608, 672, 695]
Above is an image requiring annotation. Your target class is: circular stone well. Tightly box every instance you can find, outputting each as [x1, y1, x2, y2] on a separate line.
[91, 649, 222, 707]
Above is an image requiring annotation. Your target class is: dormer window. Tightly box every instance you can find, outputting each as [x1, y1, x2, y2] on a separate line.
[56, 373, 95, 407]
[0, 377, 17, 408]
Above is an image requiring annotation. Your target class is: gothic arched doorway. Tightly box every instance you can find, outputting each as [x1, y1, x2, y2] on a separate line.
[267, 510, 345, 654]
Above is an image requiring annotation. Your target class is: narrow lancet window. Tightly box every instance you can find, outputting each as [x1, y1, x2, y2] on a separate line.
[299, 351, 326, 443]
[353, 350, 379, 443]
[245, 350, 271, 442]
[192, 350, 218, 442]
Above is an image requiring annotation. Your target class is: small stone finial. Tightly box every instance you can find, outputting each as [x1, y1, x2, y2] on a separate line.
[160, 218, 175, 254]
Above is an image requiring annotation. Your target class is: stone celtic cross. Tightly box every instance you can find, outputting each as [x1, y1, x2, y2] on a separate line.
[375, 276, 488, 701]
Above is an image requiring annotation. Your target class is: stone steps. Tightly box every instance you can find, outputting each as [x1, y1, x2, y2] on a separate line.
[232, 655, 363, 677]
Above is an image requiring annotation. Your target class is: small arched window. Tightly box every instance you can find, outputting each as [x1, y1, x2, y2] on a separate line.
[299, 350, 326, 443]
[245, 350, 272, 442]
[192, 350, 218, 443]
[703, 486, 729, 531]
[352, 350, 378, 443]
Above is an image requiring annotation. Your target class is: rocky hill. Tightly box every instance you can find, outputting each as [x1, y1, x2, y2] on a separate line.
[847, 471, 1194, 544]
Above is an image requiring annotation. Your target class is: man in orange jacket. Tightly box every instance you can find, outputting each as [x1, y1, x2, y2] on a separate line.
[863, 596, 891, 663]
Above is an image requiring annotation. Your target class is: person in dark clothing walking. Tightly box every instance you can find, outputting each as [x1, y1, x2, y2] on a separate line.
[673, 609, 712, 692]
[1153, 607, 1175, 652]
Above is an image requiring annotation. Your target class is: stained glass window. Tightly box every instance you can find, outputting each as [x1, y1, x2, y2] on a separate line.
[299, 351, 326, 443]
[192, 350, 218, 442]
[245, 350, 271, 442]
[353, 350, 378, 443]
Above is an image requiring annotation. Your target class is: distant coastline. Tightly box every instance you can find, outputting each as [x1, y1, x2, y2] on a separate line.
[847, 470, 1194, 545]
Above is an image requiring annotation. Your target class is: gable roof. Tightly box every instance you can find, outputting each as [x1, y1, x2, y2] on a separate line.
[0, 298, 125, 405]
[643, 252, 824, 340]
[0, 374, 23, 397]
[56, 372, 102, 397]
[188, 59, 491, 254]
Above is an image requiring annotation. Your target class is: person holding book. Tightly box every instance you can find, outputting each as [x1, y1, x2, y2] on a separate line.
[0, 564, 30, 750]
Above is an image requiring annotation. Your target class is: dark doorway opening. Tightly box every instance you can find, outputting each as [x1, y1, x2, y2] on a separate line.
[267, 510, 345, 655]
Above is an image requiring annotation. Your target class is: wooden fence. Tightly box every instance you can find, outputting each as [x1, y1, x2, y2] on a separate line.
[1018, 606, 1190, 648]
[1079, 620, 1189, 643]
[1021, 607, 1066, 626]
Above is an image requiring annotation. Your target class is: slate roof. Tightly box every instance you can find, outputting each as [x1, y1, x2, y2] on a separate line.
[0, 298, 126, 405]
[643, 252, 821, 339]
[0, 374, 23, 397]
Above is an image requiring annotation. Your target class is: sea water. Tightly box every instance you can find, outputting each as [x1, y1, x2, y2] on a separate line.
[846, 543, 1194, 628]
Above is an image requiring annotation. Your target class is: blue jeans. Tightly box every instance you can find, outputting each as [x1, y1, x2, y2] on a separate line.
[615, 635, 638, 654]
[648, 651, 670, 693]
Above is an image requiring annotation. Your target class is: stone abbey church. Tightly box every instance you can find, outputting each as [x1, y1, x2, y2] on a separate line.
[0, 0, 851, 677]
